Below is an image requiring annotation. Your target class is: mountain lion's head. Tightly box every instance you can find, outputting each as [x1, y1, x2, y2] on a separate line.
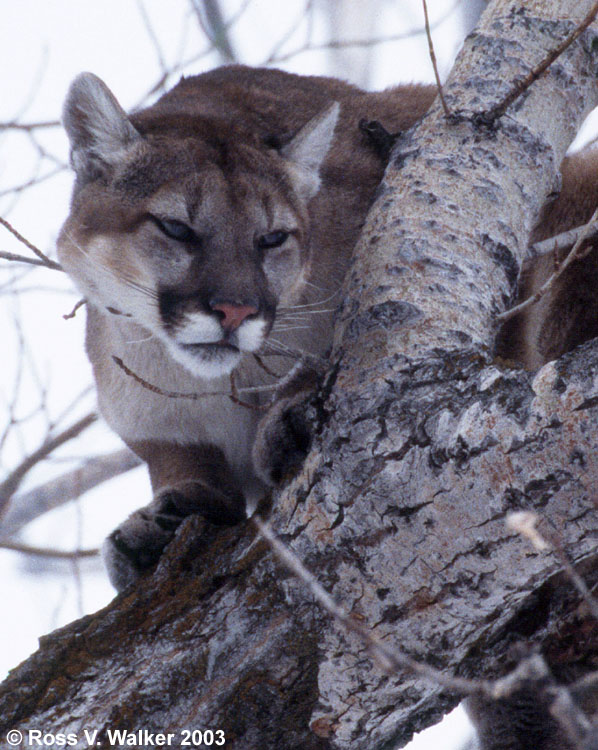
[57, 73, 339, 378]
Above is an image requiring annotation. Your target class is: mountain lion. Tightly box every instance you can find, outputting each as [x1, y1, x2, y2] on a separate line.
[57, 65, 598, 592]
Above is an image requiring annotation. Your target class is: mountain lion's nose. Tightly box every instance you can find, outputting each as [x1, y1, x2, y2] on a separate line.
[211, 302, 258, 331]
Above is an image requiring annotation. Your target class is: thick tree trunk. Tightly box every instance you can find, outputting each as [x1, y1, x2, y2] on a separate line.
[2, 2, 598, 749]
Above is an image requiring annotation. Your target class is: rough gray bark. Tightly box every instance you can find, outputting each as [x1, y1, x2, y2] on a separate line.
[2, 1, 598, 749]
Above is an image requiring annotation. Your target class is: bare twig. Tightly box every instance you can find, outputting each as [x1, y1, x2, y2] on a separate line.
[190, 0, 237, 63]
[254, 517, 485, 694]
[506, 511, 550, 551]
[530, 219, 598, 258]
[0, 250, 62, 270]
[507, 511, 598, 621]
[0, 216, 62, 271]
[422, 0, 451, 117]
[0, 119, 60, 131]
[112, 355, 271, 409]
[112, 356, 226, 400]
[491, 655, 595, 748]
[0, 449, 141, 537]
[266, 0, 314, 64]
[228, 372, 265, 412]
[63, 298, 86, 320]
[258, 515, 598, 746]
[0, 540, 98, 559]
[268, 0, 463, 65]
[497, 205, 598, 322]
[252, 353, 283, 379]
[483, 2, 598, 123]
[136, 0, 168, 73]
[0, 165, 66, 200]
[0, 314, 28, 457]
[0, 412, 98, 516]
[549, 685, 593, 748]
[131, 0, 252, 109]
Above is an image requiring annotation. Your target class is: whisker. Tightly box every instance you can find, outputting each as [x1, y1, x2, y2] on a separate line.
[270, 326, 310, 333]
[119, 270, 159, 300]
[277, 288, 341, 311]
[276, 309, 335, 320]
[264, 338, 327, 371]
[125, 331, 155, 344]
[64, 231, 158, 302]
[302, 280, 335, 294]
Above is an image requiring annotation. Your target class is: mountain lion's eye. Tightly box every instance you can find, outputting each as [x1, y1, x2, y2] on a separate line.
[153, 217, 195, 242]
[257, 230, 289, 251]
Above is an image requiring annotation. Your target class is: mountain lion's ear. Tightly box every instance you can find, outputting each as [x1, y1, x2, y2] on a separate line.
[63, 72, 140, 180]
[280, 102, 340, 200]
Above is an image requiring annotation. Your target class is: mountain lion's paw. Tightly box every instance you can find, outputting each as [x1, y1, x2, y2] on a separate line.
[102, 484, 245, 590]
[252, 387, 319, 486]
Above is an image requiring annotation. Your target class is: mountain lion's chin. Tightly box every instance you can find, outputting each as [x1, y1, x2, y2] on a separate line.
[169, 341, 243, 380]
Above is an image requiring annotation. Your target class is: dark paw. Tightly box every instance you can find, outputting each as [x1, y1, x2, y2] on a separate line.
[252, 389, 318, 486]
[102, 483, 246, 590]
[102, 504, 175, 591]
[167, 481, 245, 525]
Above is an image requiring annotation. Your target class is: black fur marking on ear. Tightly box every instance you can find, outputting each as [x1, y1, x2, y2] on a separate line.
[359, 119, 401, 162]
[263, 131, 294, 150]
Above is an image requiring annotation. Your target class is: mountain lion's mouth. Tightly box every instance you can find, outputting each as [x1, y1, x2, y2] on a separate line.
[180, 341, 239, 354]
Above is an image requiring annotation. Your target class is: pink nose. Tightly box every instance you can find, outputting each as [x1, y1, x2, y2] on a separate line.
[212, 303, 258, 331]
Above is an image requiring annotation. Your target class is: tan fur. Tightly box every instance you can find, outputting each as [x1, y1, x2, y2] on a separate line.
[497, 147, 598, 369]
[58, 64, 598, 588]
[57, 66, 435, 587]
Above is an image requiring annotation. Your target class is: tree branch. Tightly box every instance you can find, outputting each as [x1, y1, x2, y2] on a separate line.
[0, 448, 141, 537]
[0, 412, 98, 516]
[0, 216, 62, 271]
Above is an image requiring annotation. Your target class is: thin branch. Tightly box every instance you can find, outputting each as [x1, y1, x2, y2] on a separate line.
[252, 353, 283, 379]
[0, 165, 66, 200]
[254, 517, 485, 694]
[482, 1, 598, 123]
[0, 119, 60, 131]
[257, 516, 598, 746]
[0, 448, 141, 537]
[228, 372, 265, 412]
[265, 0, 314, 64]
[267, 0, 463, 65]
[529, 219, 598, 258]
[131, 0, 252, 109]
[63, 298, 86, 320]
[507, 511, 598, 621]
[548, 685, 593, 749]
[0, 313, 28, 457]
[497, 205, 598, 322]
[112, 356, 227, 400]
[0, 412, 98, 516]
[422, 0, 451, 117]
[136, 0, 168, 74]
[112, 355, 271, 409]
[0, 250, 62, 270]
[0, 540, 98, 559]
[0, 216, 62, 271]
[190, 0, 237, 63]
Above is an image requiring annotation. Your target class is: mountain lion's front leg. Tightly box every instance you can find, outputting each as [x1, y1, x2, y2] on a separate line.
[252, 364, 324, 487]
[103, 441, 246, 590]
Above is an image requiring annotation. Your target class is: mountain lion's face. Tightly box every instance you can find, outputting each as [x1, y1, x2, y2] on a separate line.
[57, 73, 339, 378]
